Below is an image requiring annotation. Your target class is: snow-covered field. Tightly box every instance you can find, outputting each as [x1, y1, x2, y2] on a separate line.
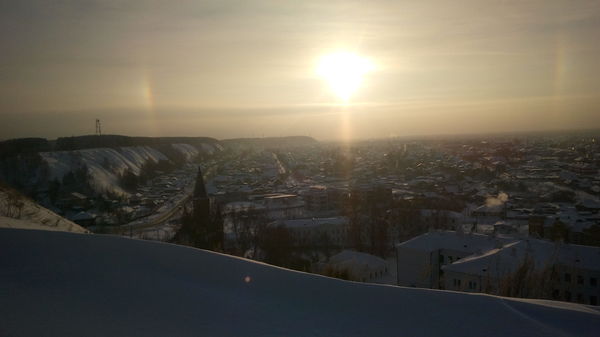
[1, 228, 598, 337]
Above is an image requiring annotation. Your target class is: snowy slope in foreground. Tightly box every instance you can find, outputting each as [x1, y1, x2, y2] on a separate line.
[0, 188, 87, 233]
[1, 229, 598, 337]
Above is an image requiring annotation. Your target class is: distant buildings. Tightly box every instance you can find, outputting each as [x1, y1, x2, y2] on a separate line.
[396, 231, 600, 306]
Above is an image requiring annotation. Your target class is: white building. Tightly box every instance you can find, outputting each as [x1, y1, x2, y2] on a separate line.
[395, 231, 515, 289]
[443, 239, 600, 305]
[249, 193, 305, 219]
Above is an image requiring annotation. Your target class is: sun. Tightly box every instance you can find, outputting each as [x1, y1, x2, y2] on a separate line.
[317, 52, 374, 102]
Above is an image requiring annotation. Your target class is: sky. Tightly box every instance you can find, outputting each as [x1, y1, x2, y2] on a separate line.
[1, 0, 600, 140]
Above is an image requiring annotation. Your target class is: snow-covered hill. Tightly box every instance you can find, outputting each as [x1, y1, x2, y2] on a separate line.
[1, 229, 598, 337]
[39, 143, 210, 196]
[40, 146, 168, 196]
[0, 188, 87, 233]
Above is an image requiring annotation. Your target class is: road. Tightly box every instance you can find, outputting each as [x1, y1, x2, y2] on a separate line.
[114, 163, 219, 237]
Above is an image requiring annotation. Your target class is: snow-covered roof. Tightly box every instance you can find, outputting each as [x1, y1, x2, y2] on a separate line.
[396, 231, 515, 253]
[283, 216, 348, 229]
[68, 211, 97, 221]
[224, 201, 265, 212]
[444, 239, 600, 276]
[1, 228, 598, 337]
[580, 199, 600, 209]
[329, 250, 387, 270]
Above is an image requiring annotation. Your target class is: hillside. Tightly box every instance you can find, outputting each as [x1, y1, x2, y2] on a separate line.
[0, 187, 87, 233]
[0, 135, 222, 197]
[40, 145, 171, 196]
[1, 228, 598, 337]
[0, 135, 222, 159]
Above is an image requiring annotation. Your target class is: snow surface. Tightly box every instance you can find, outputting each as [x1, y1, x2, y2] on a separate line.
[171, 143, 199, 161]
[397, 230, 515, 252]
[1, 228, 599, 337]
[40, 146, 168, 195]
[0, 188, 87, 233]
[0, 216, 83, 233]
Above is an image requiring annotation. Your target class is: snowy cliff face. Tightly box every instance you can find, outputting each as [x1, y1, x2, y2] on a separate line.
[40, 146, 168, 196]
[1, 228, 598, 337]
[171, 143, 200, 160]
[39, 143, 210, 196]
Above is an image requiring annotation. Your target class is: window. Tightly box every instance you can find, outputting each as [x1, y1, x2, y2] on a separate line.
[591, 277, 597, 287]
[590, 296, 597, 306]
[468, 281, 477, 290]
[439, 255, 444, 264]
[565, 291, 572, 302]
[577, 294, 583, 303]
[577, 275, 583, 285]
[564, 273, 571, 282]
[453, 279, 462, 288]
[552, 289, 560, 299]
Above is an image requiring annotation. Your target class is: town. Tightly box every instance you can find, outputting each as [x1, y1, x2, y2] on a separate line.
[4, 131, 595, 307]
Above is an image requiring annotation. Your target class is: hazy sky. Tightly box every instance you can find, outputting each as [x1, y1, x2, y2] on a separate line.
[1, 0, 600, 140]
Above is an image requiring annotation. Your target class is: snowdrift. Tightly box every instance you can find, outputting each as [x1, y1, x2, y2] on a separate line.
[1, 229, 598, 337]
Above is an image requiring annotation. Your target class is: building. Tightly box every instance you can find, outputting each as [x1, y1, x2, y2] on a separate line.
[442, 239, 600, 305]
[68, 210, 97, 227]
[249, 193, 304, 219]
[322, 250, 389, 283]
[280, 216, 348, 247]
[302, 185, 329, 212]
[395, 231, 515, 289]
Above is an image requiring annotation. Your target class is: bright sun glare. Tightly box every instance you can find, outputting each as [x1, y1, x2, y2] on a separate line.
[317, 52, 374, 102]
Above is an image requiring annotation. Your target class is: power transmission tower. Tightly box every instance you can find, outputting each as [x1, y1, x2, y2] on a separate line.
[95, 119, 102, 136]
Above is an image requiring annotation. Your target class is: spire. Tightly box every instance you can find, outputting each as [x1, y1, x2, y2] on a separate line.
[194, 166, 208, 199]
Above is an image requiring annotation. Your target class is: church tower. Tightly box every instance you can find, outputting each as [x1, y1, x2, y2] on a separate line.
[193, 166, 210, 221]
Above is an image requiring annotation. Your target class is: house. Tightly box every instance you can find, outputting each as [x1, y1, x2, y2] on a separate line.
[322, 250, 389, 283]
[249, 193, 304, 219]
[58, 192, 90, 210]
[68, 211, 97, 227]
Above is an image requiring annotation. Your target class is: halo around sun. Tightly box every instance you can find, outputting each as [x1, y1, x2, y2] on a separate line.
[316, 52, 374, 102]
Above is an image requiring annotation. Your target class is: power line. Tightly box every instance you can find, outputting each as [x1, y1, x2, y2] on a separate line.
[95, 119, 102, 136]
